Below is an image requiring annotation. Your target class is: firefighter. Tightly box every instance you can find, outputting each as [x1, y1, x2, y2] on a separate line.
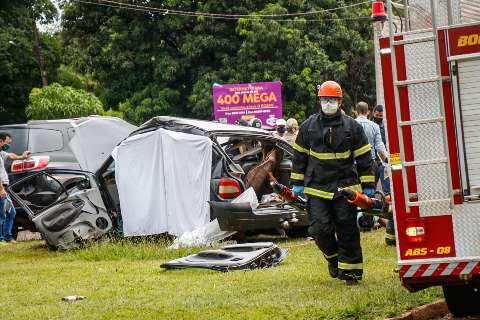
[291, 81, 375, 285]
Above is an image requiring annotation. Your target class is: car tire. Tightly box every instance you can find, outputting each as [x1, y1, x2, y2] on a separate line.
[285, 226, 309, 238]
[443, 283, 480, 317]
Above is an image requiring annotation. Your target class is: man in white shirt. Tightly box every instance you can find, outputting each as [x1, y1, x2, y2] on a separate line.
[355, 102, 387, 164]
[0, 132, 30, 244]
[354, 102, 388, 231]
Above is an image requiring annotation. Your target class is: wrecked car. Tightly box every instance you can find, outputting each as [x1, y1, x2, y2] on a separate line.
[8, 117, 309, 250]
[0, 116, 137, 238]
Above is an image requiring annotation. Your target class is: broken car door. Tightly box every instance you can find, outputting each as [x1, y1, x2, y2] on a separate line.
[8, 169, 112, 250]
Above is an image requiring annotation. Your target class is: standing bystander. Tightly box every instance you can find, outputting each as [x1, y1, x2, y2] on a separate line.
[372, 105, 389, 193]
[274, 119, 287, 139]
[354, 102, 388, 231]
[284, 118, 299, 145]
[372, 105, 396, 245]
[0, 132, 31, 244]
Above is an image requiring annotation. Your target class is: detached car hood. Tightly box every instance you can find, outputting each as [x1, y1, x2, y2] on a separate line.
[69, 117, 137, 172]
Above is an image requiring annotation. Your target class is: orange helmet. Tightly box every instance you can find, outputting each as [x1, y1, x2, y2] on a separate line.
[318, 81, 343, 98]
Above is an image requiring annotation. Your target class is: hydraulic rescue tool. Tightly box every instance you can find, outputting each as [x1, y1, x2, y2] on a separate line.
[268, 173, 306, 209]
[339, 188, 391, 218]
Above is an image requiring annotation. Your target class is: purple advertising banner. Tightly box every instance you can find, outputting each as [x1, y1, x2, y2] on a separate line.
[213, 81, 283, 129]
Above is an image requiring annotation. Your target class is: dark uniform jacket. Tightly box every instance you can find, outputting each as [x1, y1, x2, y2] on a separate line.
[290, 111, 374, 199]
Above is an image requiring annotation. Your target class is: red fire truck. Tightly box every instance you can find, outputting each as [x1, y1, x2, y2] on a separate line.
[378, 0, 480, 316]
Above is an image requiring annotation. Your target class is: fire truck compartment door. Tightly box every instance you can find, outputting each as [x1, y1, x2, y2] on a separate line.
[457, 59, 480, 195]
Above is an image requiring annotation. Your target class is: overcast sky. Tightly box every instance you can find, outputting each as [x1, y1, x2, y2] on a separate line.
[39, 0, 62, 33]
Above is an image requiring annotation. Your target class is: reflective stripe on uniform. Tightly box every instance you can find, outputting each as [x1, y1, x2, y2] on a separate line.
[359, 175, 375, 183]
[385, 233, 396, 240]
[353, 144, 372, 158]
[304, 187, 335, 200]
[290, 172, 305, 181]
[345, 184, 362, 192]
[293, 143, 309, 154]
[338, 262, 363, 270]
[309, 149, 351, 161]
[323, 252, 338, 259]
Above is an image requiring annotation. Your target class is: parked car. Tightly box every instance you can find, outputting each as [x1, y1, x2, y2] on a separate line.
[0, 117, 136, 238]
[8, 117, 309, 250]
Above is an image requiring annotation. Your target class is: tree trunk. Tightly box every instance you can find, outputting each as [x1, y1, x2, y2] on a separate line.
[32, 19, 48, 87]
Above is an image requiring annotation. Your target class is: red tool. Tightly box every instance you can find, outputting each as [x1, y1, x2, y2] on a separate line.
[267, 173, 306, 206]
[340, 188, 391, 216]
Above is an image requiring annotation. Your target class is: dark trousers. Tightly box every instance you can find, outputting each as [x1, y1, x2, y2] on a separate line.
[375, 161, 391, 193]
[385, 214, 396, 243]
[308, 196, 363, 280]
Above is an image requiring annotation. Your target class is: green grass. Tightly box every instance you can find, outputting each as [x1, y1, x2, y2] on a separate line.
[0, 230, 442, 319]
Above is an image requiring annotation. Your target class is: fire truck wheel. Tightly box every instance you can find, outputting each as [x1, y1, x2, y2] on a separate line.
[443, 284, 480, 317]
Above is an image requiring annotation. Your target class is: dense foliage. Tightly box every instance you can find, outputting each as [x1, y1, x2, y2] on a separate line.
[26, 83, 104, 119]
[0, 0, 60, 123]
[1, 0, 375, 124]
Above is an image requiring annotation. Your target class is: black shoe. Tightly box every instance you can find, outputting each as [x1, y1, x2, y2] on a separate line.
[385, 238, 396, 246]
[345, 278, 359, 286]
[328, 262, 338, 278]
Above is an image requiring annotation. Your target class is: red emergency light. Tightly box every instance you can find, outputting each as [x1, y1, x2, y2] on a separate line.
[371, 1, 387, 22]
[405, 218, 426, 243]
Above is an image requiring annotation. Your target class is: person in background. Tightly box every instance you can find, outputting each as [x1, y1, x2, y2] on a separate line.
[284, 118, 299, 145]
[237, 118, 249, 127]
[0, 132, 31, 244]
[372, 105, 389, 193]
[354, 102, 388, 232]
[274, 118, 287, 139]
[372, 105, 395, 246]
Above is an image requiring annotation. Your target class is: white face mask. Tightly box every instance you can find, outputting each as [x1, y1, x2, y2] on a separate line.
[321, 101, 339, 115]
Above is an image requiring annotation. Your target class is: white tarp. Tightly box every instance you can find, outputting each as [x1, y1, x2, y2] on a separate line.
[168, 219, 234, 249]
[112, 128, 212, 237]
[168, 188, 258, 248]
[69, 117, 137, 172]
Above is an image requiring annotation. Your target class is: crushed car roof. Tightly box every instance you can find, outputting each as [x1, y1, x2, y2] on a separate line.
[141, 116, 271, 134]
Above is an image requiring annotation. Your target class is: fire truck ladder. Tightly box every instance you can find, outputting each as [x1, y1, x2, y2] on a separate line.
[386, 0, 454, 211]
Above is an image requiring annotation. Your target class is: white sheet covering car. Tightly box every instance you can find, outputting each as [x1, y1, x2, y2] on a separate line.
[112, 128, 212, 237]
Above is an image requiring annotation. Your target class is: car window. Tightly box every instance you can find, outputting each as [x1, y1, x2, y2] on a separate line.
[0, 128, 28, 156]
[10, 173, 68, 216]
[28, 129, 63, 153]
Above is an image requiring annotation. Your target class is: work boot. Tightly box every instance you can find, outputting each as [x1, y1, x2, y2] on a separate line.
[385, 237, 396, 246]
[328, 262, 338, 278]
[339, 271, 361, 285]
[341, 273, 360, 286]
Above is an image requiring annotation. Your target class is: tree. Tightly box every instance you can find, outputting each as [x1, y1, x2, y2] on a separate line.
[60, 0, 376, 124]
[26, 83, 104, 119]
[0, 0, 60, 123]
